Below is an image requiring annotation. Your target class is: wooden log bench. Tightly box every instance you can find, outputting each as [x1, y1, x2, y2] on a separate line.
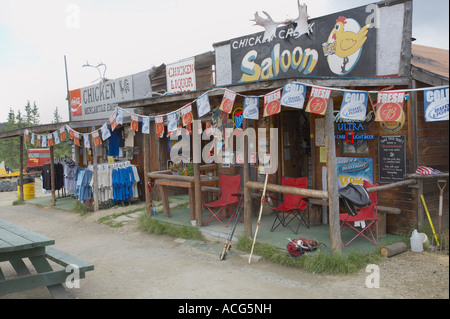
[308, 198, 401, 237]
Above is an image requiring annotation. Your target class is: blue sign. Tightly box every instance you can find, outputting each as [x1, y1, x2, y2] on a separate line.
[340, 91, 368, 121]
[243, 96, 259, 120]
[336, 157, 373, 190]
[424, 87, 449, 122]
[280, 82, 306, 109]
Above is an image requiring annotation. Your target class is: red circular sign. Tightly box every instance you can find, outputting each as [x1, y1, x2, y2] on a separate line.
[309, 97, 327, 114]
[266, 100, 280, 115]
[377, 102, 402, 121]
[156, 122, 164, 136]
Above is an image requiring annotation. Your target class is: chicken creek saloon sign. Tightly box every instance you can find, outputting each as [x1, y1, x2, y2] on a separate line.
[230, 5, 376, 84]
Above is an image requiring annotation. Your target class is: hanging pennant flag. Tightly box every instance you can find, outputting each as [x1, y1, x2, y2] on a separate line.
[131, 113, 139, 131]
[92, 130, 102, 146]
[181, 104, 193, 127]
[263, 89, 282, 117]
[375, 91, 405, 122]
[155, 115, 164, 138]
[281, 83, 306, 109]
[116, 107, 124, 125]
[167, 111, 177, 132]
[42, 135, 48, 148]
[109, 109, 118, 131]
[219, 89, 237, 114]
[69, 128, 75, 140]
[142, 116, 150, 134]
[36, 135, 41, 147]
[47, 133, 53, 147]
[59, 126, 66, 141]
[24, 129, 29, 142]
[243, 96, 259, 120]
[305, 87, 331, 115]
[339, 91, 368, 121]
[423, 87, 449, 122]
[31, 133, 35, 146]
[83, 133, 90, 149]
[53, 131, 60, 145]
[196, 92, 211, 118]
[74, 131, 80, 146]
[100, 123, 111, 141]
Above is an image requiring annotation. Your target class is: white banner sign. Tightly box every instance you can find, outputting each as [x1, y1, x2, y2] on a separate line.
[166, 57, 196, 94]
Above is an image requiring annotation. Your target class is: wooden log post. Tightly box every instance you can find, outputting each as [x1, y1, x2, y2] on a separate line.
[19, 135, 24, 201]
[49, 145, 56, 207]
[91, 127, 99, 212]
[143, 131, 151, 214]
[194, 163, 202, 226]
[325, 99, 341, 256]
[243, 119, 252, 237]
[380, 242, 407, 257]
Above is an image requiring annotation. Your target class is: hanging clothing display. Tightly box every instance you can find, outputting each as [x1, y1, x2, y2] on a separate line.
[60, 157, 78, 194]
[41, 162, 65, 191]
[75, 168, 93, 204]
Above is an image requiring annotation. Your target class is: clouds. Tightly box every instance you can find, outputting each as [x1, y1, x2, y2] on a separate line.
[0, 0, 448, 124]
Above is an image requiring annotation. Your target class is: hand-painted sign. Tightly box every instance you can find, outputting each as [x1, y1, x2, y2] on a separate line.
[229, 5, 376, 84]
[166, 57, 196, 94]
[424, 87, 449, 122]
[378, 135, 406, 183]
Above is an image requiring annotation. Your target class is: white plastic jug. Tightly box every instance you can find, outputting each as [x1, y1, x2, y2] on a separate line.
[410, 229, 423, 252]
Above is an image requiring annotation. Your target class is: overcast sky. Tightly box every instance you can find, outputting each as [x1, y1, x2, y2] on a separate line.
[0, 0, 448, 124]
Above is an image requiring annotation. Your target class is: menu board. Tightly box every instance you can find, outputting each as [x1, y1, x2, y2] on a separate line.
[378, 135, 406, 183]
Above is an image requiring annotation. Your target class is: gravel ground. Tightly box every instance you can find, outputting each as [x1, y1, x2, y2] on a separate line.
[0, 183, 448, 300]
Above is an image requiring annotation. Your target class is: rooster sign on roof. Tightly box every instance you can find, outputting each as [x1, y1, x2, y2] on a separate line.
[322, 16, 370, 75]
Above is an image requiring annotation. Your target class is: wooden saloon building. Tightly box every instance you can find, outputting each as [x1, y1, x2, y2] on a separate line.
[117, 0, 448, 254]
[2, 0, 447, 255]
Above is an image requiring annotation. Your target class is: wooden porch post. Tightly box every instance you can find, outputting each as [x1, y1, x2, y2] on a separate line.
[19, 135, 24, 201]
[325, 99, 341, 255]
[49, 145, 56, 207]
[243, 119, 252, 237]
[143, 130, 151, 214]
[92, 133, 99, 212]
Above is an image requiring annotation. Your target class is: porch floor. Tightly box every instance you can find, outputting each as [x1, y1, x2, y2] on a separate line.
[154, 198, 406, 256]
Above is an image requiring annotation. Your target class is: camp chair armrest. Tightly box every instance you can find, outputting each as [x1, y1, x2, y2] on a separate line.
[231, 193, 242, 197]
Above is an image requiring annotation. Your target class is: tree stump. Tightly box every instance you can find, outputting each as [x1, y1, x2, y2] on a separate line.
[380, 242, 407, 257]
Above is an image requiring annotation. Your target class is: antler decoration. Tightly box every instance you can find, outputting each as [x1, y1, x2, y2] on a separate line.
[251, 11, 282, 42]
[252, 1, 314, 42]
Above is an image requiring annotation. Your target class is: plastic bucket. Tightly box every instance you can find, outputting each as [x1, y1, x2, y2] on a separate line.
[419, 232, 429, 248]
[17, 179, 35, 200]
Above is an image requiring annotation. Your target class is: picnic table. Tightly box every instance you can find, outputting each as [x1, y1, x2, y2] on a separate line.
[156, 175, 219, 223]
[0, 219, 93, 298]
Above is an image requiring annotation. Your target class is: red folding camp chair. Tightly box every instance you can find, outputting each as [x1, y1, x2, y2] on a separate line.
[202, 174, 242, 227]
[340, 181, 379, 247]
[269, 177, 310, 234]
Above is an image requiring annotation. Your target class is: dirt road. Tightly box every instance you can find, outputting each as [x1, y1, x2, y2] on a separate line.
[0, 188, 448, 300]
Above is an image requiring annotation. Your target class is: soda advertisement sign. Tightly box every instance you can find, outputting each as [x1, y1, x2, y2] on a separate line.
[70, 75, 133, 121]
[336, 157, 373, 189]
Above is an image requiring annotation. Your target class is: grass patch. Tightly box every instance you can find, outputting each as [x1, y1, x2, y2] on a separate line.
[98, 207, 145, 228]
[71, 200, 89, 215]
[12, 198, 25, 205]
[138, 214, 204, 240]
[236, 235, 382, 275]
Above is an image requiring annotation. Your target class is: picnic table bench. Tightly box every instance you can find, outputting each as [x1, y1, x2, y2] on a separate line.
[0, 219, 94, 298]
